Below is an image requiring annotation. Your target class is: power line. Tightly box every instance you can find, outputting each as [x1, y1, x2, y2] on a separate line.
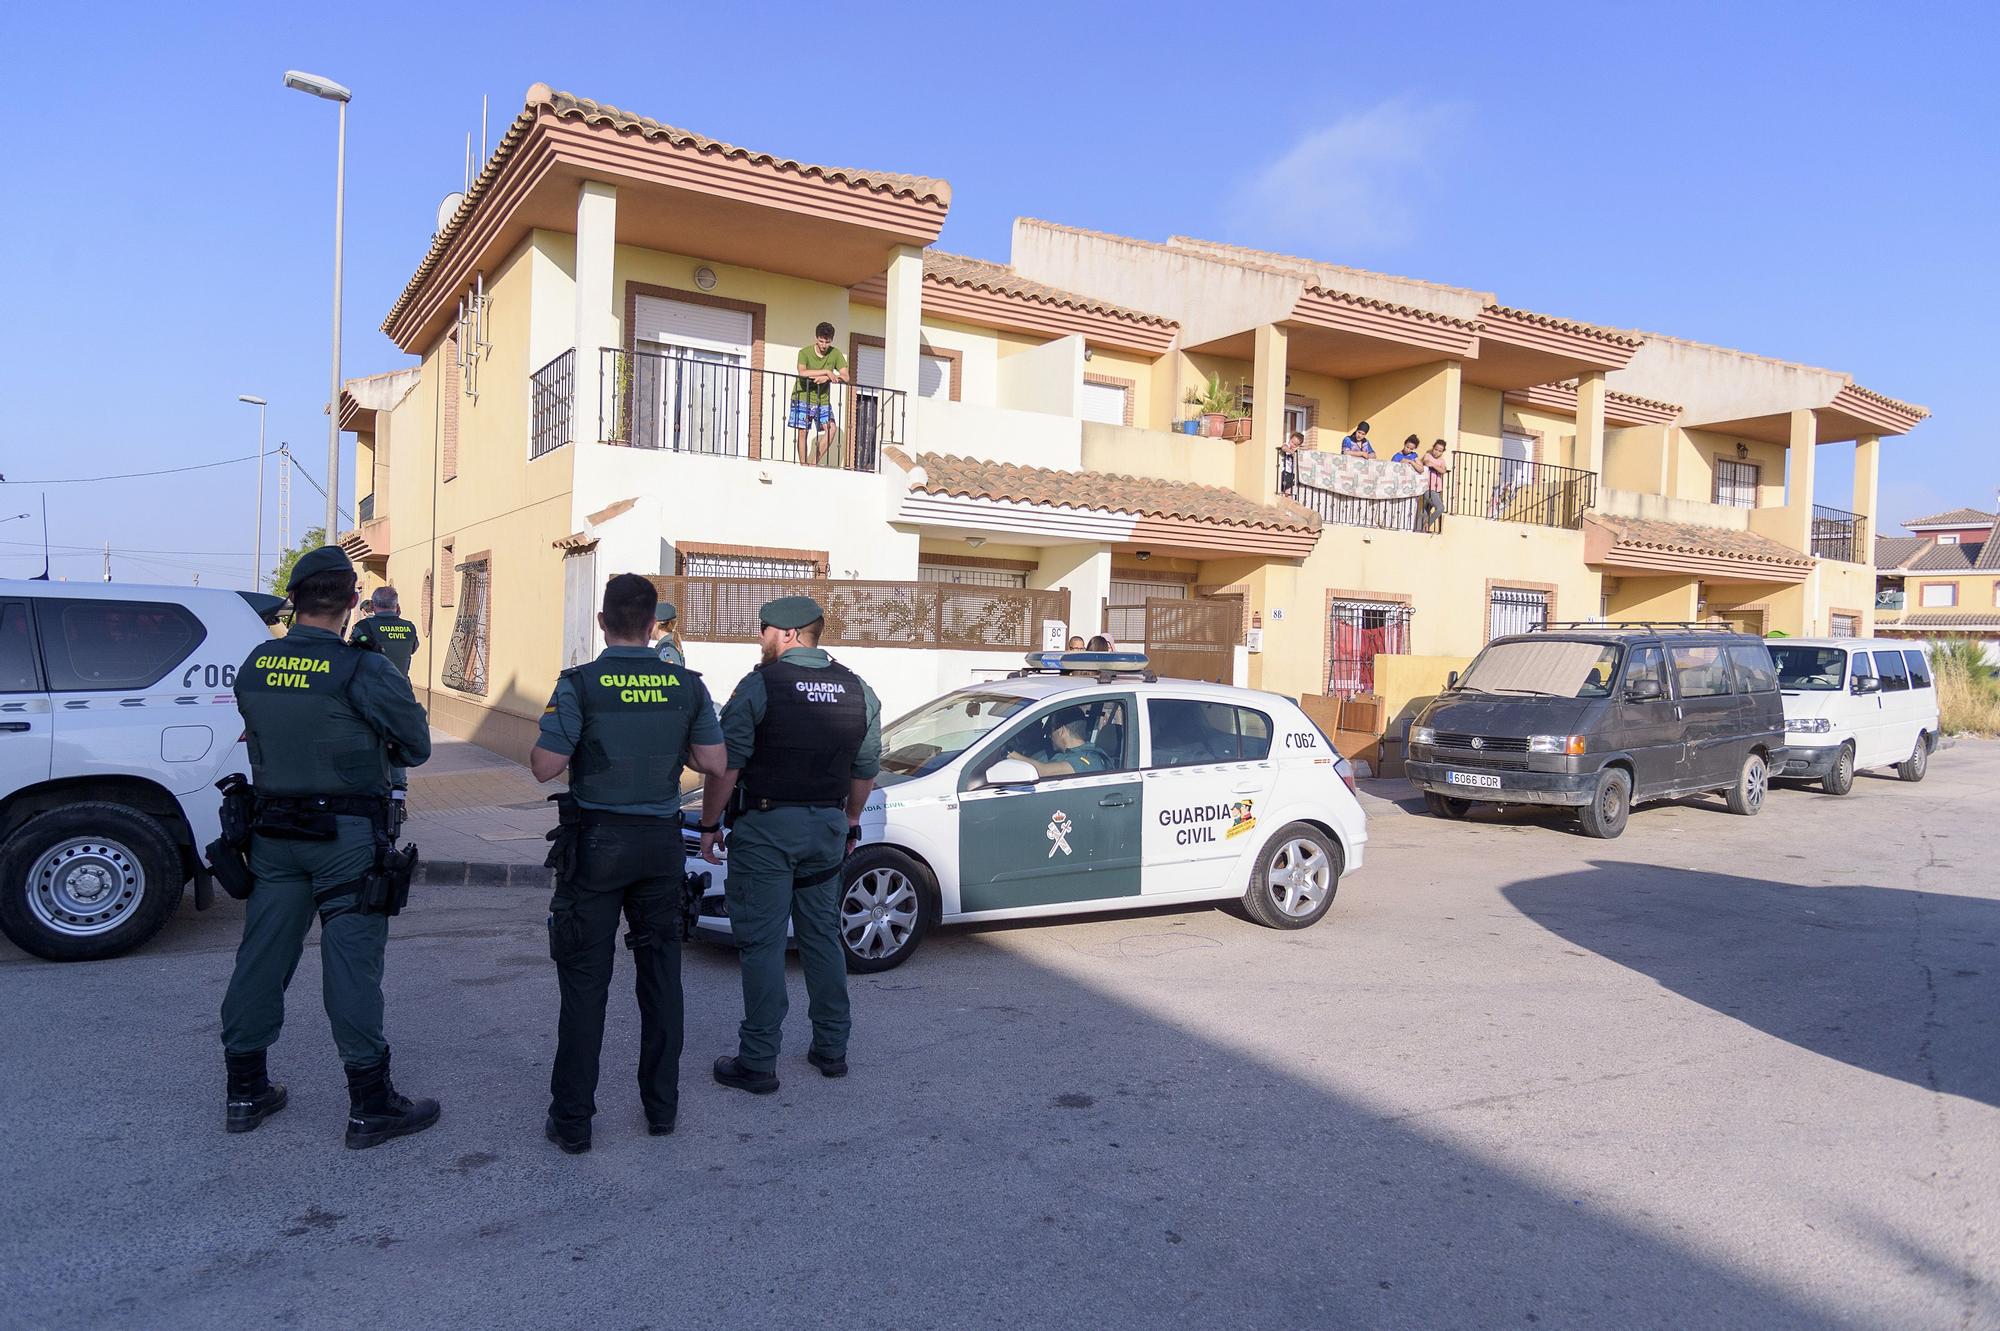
[0, 451, 277, 487]
[0, 539, 258, 558]
[285, 454, 354, 528]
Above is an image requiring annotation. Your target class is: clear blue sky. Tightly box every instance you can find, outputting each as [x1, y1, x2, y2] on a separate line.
[3, 1, 1994, 586]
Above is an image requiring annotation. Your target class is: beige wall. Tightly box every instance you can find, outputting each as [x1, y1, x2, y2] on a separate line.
[1676, 428, 1786, 507]
[1604, 576, 1698, 621]
[1350, 362, 1456, 453]
[1080, 422, 1236, 487]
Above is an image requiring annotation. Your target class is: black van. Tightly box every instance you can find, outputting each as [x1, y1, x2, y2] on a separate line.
[1404, 623, 1786, 838]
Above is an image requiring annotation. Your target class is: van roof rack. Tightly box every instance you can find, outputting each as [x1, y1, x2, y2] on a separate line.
[1530, 620, 1742, 633]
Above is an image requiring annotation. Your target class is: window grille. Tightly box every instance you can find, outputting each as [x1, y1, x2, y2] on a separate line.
[1714, 458, 1759, 509]
[1830, 613, 1858, 638]
[1488, 587, 1550, 640]
[682, 552, 821, 580]
[1327, 600, 1411, 696]
[919, 564, 1028, 589]
[441, 558, 490, 696]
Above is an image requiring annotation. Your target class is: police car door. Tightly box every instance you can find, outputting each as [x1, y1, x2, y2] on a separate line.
[1141, 695, 1278, 895]
[35, 597, 215, 796]
[0, 599, 52, 792]
[954, 694, 1141, 915]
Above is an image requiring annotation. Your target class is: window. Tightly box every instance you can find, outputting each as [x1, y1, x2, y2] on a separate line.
[1919, 583, 1957, 608]
[1147, 698, 1273, 768]
[1669, 644, 1735, 698]
[1872, 650, 1910, 692]
[1326, 600, 1411, 697]
[1459, 640, 1620, 698]
[1726, 644, 1779, 693]
[683, 552, 820, 580]
[1106, 579, 1187, 646]
[1850, 650, 1878, 691]
[852, 342, 953, 400]
[1238, 389, 1312, 443]
[919, 564, 1028, 589]
[1488, 587, 1550, 640]
[1938, 534, 1960, 545]
[441, 558, 491, 696]
[1079, 379, 1130, 426]
[1623, 645, 1665, 697]
[32, 599, 206, 692]
[0, 603, 39, 692]
[879, 690, 1035, 788]
[1714, 458, 1759, 508]
[1903, 650, 1934, 689]
[986, 698, 1132, 781]
[1829, 612, 1858, 639]
[1769, 645, 1846, 691]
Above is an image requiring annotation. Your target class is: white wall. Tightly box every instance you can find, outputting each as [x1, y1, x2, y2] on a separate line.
[1595, 487, 1753, 530]
[996, 334, 1086, 418]
[913, 397, 1083, 470]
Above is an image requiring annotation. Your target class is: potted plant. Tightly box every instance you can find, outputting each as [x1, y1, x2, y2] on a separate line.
[1196, 373, 1237, 437]
[1180, 388, 1204, 435]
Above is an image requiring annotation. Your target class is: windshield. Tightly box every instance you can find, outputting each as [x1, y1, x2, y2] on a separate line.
[1457, 640, 1622, 699]
[1769, 645, 1848, 691]
[875, 689, 1036, 787]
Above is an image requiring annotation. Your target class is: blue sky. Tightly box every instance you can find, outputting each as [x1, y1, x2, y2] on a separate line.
[2, 1, 1994, 586]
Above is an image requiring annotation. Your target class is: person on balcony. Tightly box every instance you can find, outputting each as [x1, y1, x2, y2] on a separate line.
[1392, 435, 1422, 467]
[1279, 430, 1304, 493]
[1419, 439, 1451, 532]
[1340, 421, 1376, 458]
[791, 322, 848, 467]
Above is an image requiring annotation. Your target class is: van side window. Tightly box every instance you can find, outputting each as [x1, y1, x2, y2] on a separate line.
[1623, 645, 1665, 696]
[33, 599, 207, 692]
[1669, 645, 1734, 698]
[1902, 650, 1934, 688]
[0, 603, 39, 693]
[1725, 644, 1779, 693]
[1873, 650, 1910, 693]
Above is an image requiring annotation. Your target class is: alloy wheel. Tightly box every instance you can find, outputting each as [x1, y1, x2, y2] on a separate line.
[841, 866, 920, 961]
[1266, 837, 1331, 919]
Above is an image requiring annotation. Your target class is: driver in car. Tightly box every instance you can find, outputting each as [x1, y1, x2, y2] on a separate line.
[1007, 707, 1112, 778]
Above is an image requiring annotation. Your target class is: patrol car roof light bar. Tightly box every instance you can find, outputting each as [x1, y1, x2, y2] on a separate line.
[1010, 650, 1158, 683]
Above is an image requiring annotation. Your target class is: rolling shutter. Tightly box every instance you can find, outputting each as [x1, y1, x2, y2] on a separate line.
[854, 343, 950, 399]
[633, 296, 751, 355]
[1080, 380, 1128, 425]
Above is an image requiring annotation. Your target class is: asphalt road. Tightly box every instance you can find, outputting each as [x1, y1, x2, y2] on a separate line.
[3, 745, 1996, 1330]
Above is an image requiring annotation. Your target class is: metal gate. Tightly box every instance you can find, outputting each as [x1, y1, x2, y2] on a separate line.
[1144, 597, 1240, 683]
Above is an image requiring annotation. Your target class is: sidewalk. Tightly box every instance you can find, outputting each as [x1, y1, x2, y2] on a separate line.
[404, 730, 559, 886]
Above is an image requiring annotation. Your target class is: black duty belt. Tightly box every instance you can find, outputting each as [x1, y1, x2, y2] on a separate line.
[740, 796, 844, 814]
[578, 809, 679, 828]
[256, 794, 391, 819]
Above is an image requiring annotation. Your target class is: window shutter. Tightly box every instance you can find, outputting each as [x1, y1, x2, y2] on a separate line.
[634, 296, 752, 353]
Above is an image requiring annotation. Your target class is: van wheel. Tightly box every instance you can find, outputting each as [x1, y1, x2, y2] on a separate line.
[0, 804, 184, 962]
[1821, 744, 1855, 796]
[1576, 769, 1630, 839]
[1242, 823, 1342, 930]
[1897, 734, 1930, 782]
[838, 847, 937, 973]
[1422, 792, 1472, 819]
[1726, 752, 1769, 816]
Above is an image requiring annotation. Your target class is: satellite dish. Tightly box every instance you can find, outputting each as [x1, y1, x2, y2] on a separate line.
[435, 191, 466, 234]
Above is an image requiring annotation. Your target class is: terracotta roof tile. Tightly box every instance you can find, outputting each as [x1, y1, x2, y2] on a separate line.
[1904, 507, 1995, 529]
[922, 252, 1174, 327]
[1589, 514, 1813, 567]
[1975, 539, 2000, 572]
[1302, 285, 1481, 331]
[1480, 305, 1643, 349]
[1873, 535, 1932, 570]
[1881, 609, 2000, 630]
[911, 453, 1320, 533]
[1909, 541, 1981, 572]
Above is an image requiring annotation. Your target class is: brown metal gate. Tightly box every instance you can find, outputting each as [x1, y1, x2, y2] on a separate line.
[1144, 597, 1240, 683]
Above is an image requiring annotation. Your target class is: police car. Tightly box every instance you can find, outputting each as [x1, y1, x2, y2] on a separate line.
[0, 579, 284, 961]
[688, 652, 1367, 971]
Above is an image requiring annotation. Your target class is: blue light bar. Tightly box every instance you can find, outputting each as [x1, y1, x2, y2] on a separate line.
[1021, 651, 1152, 674]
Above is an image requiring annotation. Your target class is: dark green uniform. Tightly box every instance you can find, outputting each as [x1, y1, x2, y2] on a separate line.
[351, 613, 421, 791]
[537, 647, 721, 1137]
[219, 624, 432, 1068]
[718, 647, 881, 1074]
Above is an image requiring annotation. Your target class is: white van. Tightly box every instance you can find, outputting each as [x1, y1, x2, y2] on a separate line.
[1769, 638, 1940, 794]
[1, 580, 284, 960]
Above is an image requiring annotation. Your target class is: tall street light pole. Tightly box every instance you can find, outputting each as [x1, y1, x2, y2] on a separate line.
[237, 395, 267, 590]
[283, 69, 351, 545]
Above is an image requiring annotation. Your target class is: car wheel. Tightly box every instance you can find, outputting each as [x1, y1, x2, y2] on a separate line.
[1897, 734, 1930, 783]
[1422, 791, 1472, 820]
[1821, 744, 1855, 796]
[1241, 823, 1342, 931]
[1576, 768, 1631, 839]
[838, 847, 937, 973]
[0, 803, 185, 962]
[1725, 752, 1769, 816]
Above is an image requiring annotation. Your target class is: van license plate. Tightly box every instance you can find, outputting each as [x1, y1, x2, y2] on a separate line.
[1445, 771, 1501, 789]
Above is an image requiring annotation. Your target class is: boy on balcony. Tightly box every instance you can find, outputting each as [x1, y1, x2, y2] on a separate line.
[791, 322, 848, 466]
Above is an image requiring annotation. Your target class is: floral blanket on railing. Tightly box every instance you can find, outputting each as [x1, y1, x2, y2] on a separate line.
[1296, 450, 1429, 499]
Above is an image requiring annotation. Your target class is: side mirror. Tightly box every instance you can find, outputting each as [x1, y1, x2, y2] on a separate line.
[1624, 678, 1664, 702]
[1852, 675, 1880, 695]
[1446, 670, 1460, 689]
[984, 757, 1041, 787]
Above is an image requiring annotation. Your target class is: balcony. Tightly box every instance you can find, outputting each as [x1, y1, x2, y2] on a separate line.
[599, 348, 906, 473]
[530, 350, 574, 459]
[1811, 504, 1868, 563]
[1877, 589, 1905, 609]
[1285, 450, 1595, 534]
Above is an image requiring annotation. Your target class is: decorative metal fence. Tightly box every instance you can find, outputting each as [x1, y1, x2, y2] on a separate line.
[529, 349, 574, 459]
[1444, 452, 1596, 530]
[441, 558, 491, 696]
[601, 348, 905, 472]
[647, 576, 1068, 651]
[1811, 504, 1867, 563]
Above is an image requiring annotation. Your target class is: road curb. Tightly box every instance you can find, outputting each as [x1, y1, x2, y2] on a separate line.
[415, 859, 552, 889]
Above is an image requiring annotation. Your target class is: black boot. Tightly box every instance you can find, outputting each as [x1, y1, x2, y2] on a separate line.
[343, 1048, 440, 1150]
[224, 1049, 287, 1134]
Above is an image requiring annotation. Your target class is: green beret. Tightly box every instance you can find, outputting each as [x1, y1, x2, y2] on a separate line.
[759, 595, 824, 630]
[287, 545, 354, 591]
[655, 601, 678, 625]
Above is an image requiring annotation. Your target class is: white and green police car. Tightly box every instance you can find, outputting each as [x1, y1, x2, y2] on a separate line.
[688, 653, 1366, 971]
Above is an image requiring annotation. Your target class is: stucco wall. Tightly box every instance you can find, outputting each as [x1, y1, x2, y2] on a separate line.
[1676, 428, 1787, 508]
[915, 398, 1083, 470]
[1350, 362, 1455, 453]
[1080, 422, 1236, 488]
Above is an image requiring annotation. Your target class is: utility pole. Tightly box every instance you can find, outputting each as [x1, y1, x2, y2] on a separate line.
[102, 541, 111, 582]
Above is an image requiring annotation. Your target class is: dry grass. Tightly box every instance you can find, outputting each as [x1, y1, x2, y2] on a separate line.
[1932, 638, 2000, 736]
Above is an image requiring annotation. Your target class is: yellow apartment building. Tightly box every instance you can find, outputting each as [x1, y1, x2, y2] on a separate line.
[341, 84, 1929, 761]
[1875, 508, 2000, 650]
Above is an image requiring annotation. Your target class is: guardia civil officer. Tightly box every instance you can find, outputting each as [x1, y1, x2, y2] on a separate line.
[350, 586, 422, 811]
[531, 574, 726, 1153]
[652, 600, 685, 667]
[218, 546, 439, 1149]
[698, 596, 880, 1092]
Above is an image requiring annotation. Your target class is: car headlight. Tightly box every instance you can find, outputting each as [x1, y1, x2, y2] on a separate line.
[1785, 717, 1832, 734]
[1410, 725, 1436, 747]
[1527, 734, 1587, 755]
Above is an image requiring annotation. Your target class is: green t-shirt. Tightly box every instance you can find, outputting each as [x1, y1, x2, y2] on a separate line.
[793, 345, 846, 405]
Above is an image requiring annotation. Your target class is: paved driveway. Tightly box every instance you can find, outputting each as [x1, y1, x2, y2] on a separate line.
[3, 744, 1995, 1330]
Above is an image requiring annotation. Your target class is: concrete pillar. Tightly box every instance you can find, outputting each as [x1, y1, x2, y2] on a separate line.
[1852, 433, 1881, 552]
[1029, 544, 1113, 640]
[1440, 358, 1463, 449]
[1575, 371, 1607, 476]
[883, 244, 924, 396]
[1784, 407, 1818, 553]
[572, 180, 618, 446]
[1240, 322, 1289, 503]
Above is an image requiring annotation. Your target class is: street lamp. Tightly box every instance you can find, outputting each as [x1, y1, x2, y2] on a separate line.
[238, 395, 267, 590]
[283, 69, 352, 544]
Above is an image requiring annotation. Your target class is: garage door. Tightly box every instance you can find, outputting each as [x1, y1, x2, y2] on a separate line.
[854, 343, 951, 399]
[1080, 379, 1128, 426]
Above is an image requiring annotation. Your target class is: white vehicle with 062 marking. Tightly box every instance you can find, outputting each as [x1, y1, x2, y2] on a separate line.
[0, 579, 285, 961]
[685, 653, 1367, 971]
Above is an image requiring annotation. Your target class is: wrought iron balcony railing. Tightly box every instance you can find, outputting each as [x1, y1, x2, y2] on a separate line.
[1811, 504, 1868, 563]
[530, 349, 574, 459]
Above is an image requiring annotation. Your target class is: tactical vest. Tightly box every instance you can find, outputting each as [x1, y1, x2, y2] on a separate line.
[234, 636, 390, 797]
[567, 656, 702, 807]
[740, 656, 868, 805]
[353, 614, 418, 675]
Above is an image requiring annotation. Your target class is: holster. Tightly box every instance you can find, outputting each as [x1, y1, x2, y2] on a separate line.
[206, 774, 259, 900]
[321, 809, 419, 922]
[543, 792, 582, 887]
